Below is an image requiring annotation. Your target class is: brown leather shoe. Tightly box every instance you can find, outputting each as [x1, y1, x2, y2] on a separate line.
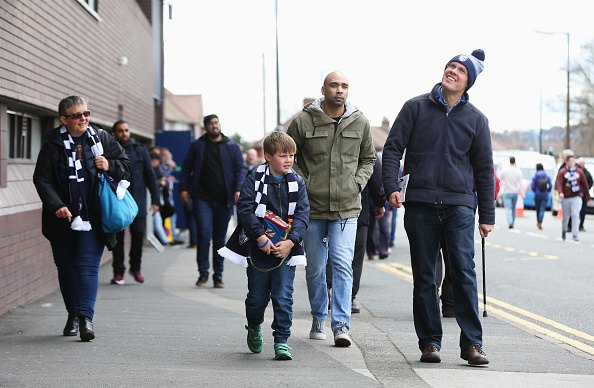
[420, 345, 441, 363]
[460, 345, 489, 365]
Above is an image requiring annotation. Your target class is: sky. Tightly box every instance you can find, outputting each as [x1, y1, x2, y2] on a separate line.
[163, 0, 594, 142]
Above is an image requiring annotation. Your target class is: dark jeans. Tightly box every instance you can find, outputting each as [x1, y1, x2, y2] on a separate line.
[367, 203, 389, 255]
[534, 193, 548, 224]
[580, 194, 588, 229]
[113, 216, 146, 275]
[435, 232, 454, 312]
[246, 251, 296, 343]
[193, 198, 233, 278]
[50, 229, 104, 319]
[404, 202, 482, 351]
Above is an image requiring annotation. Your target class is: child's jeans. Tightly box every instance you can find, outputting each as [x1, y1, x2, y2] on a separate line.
[245, 250, 296, 343]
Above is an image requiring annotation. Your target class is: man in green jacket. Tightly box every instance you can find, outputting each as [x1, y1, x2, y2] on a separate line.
[287, 72, 375, 347]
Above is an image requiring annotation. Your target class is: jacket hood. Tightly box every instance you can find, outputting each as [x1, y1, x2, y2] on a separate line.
[310, 97, 357, 119]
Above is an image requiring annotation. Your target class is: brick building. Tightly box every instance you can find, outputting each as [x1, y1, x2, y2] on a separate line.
[0, 0, 163, 316]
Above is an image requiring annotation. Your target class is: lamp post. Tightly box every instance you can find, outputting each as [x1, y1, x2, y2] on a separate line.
[535, 30, 571, 150]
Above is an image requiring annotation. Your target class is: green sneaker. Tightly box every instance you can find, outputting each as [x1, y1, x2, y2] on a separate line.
[245, 325, 263, 353]
[274, 343, 292, 360]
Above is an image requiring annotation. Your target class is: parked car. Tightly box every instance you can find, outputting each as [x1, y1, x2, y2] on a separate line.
[494, 150, 556, 210]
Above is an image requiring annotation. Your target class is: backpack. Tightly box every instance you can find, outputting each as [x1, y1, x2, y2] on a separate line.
[537, 176, 548, 192]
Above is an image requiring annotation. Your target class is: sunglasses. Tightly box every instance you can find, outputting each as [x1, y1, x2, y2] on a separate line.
[63, 110, 91, 119]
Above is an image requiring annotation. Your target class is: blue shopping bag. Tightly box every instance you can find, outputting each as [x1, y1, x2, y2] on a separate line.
[97, 171, 138, 233]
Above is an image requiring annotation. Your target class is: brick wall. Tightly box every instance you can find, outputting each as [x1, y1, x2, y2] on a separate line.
[0, 210, 57, 316]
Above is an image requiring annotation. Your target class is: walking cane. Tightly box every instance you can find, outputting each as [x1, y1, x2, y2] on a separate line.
[481, 237, 488, 317]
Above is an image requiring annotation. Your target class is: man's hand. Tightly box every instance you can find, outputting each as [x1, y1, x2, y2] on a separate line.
[94, 156, 109, 171]
[55, 206, 72, 222]
[149, 204, 159, 216]
[478, 223, 494, 238]
[374, 206, 385, 219]
[180, 190, 189, 205]
[388, 191, 402, 208]
[234, 191, 240, 204]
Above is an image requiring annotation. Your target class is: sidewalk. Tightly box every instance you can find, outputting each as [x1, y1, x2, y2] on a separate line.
[1, 230, 593, 387]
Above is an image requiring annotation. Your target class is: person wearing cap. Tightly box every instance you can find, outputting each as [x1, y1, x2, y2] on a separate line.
[382, 50, 494, 365]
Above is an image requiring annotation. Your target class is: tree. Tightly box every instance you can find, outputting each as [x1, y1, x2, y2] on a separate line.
[573, 41, 594, 156]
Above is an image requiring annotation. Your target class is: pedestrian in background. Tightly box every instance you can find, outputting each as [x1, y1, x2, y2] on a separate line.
[159, 148, 183, 245]
[287, 71, 375, 347]
[382, 49, 494, 365]
[530, 163, 552, 230]
[110, 120, 160, 284]
[556, 155, 591, 241]
[499, 156, 524, 228]
[33, 96, 130, 341]
[233, 132, 309, 361]
[577, 157, 593, 232]
[244, 148, 260, 175]
[180, 114, 245, 288]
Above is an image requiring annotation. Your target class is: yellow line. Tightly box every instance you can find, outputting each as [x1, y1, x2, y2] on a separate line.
[478, 294, 594, 343]
[373, 261, 594, 352]
[484, 305, 594, 356]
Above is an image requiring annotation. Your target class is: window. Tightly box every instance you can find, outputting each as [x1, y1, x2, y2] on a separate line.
[76, 0, 101, 21]
[7, 111, 41, 161]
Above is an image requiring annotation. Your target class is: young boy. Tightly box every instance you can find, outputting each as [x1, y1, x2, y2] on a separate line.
[220, 132, 309, 360]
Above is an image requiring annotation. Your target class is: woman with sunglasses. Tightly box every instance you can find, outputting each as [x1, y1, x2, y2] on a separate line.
[33, 96, 130, 341]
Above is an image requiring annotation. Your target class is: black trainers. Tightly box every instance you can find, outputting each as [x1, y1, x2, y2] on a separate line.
[213, 277, 225, 288]
[195, 273, 208, 287]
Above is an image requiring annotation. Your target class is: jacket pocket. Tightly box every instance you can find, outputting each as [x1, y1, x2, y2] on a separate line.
[305, 128, 329, 156]
[340, 129, 361, 157]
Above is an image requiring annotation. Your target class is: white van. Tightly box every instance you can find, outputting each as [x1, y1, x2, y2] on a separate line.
[493, 150, 557, 209]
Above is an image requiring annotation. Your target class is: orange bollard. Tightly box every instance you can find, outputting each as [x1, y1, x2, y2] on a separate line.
[515, 194, 524, 218]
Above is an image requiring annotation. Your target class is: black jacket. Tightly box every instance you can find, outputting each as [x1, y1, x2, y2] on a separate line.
[382, 83, 495, 225]
[121, 139, 160, 217]
[33, 125, 131, 250]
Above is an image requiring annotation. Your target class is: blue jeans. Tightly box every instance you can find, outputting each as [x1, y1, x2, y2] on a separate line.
[502, 193, 518, 226]
[534, 193, 548, 224]
[193, 198, 233, 278]
[389, 206, 397, 247]
[403, 203, 482, 351]
[245, 251, 296, 343]
[304, 217, 357, 332]
[50, 229, 104, 319]
[153, 210, 170, 244]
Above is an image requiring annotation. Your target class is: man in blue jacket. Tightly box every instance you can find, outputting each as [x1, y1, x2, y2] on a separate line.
[180, 114, 245, 288]
[382, 50, 494, 365]
[111, 120, 160, 285]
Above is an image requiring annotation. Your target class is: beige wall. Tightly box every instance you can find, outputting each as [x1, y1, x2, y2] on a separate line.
[0, 0, 156, 316]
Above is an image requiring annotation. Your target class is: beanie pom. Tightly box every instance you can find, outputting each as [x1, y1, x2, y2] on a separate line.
[471, 49, 485, 62]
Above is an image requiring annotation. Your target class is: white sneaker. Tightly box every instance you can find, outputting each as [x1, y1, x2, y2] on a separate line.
[309, 319, 326, 340]
[333, 324, 351, 347]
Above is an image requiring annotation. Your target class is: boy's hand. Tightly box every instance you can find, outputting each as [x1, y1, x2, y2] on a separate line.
[271, 240, 294, 259]
[257, 235, 273, 255]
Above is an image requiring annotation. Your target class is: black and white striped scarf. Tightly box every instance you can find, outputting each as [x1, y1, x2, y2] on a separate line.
[218, 163, 305, 268]
[61, 125, 104, 231]
[254, 163, 298, 217]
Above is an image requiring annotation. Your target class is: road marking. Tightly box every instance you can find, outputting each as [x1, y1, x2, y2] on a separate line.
[474, 240, 558, 261]
[374, 261, 594, 356]
[526, 232, 548, 238]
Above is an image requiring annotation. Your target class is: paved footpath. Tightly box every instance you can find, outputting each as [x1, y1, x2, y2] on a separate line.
[1, 230, 594, 387]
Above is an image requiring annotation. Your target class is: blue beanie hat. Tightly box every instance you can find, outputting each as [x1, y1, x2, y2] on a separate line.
[446, 49, 485, 91]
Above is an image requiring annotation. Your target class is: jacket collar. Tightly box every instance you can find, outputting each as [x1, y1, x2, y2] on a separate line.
[429, 83, 469, 111]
